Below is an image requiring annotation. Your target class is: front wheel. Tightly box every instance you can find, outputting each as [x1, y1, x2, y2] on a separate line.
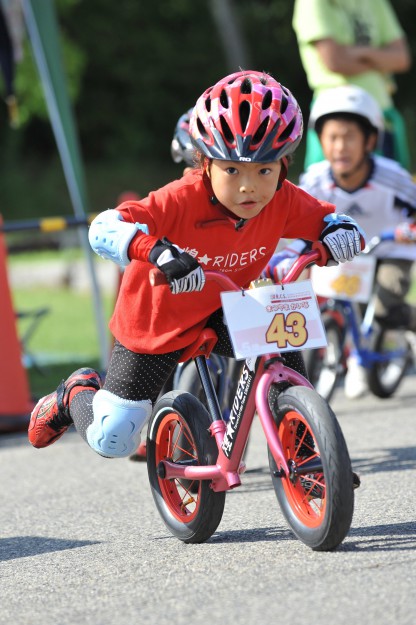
[367, 327, 413, 398]
[268, 386, 354, 551]
[146, 391, 225, 544]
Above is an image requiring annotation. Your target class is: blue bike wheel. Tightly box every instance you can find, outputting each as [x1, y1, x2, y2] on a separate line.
[304, 316, 345, 402]
[367, 327, 413, 398]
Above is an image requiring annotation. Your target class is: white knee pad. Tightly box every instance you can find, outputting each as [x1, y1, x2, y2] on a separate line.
[87, 389, 152, 458]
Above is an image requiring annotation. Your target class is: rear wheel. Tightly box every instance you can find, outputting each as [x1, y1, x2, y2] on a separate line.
[304, 316, 345, 402]
[367, 327, 413, 398]
[268, 386, 354, 551]
[176, 356, 229, 418]
[146, 391, 225, 543]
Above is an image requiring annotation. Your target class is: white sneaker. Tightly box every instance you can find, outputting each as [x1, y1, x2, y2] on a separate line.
[344, 356, 368, 399]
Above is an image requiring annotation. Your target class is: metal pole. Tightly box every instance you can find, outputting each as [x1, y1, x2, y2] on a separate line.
[22, 0, 110, 370]
[209, 0, 251, 71]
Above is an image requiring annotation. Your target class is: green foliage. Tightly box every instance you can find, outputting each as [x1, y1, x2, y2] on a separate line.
[61, 0, 225, 161]
[14, 34, 85, 126]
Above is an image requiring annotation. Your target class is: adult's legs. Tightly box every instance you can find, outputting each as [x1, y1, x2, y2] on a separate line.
[373, 259, 416, 330]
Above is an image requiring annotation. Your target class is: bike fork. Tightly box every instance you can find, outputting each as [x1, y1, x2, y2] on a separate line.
[255, 361, 315, 478]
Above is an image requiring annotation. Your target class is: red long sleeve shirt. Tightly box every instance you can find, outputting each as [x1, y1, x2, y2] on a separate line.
[110, 169, 334, 354]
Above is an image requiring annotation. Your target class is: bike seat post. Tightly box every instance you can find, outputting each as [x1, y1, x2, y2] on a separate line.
[194, 354, 224, 423]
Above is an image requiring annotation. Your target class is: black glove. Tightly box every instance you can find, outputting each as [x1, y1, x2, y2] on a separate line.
[149, 237, 205, 294]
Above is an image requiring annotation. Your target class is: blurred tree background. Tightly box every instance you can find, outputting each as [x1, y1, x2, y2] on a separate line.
[1, 0, 415, 222]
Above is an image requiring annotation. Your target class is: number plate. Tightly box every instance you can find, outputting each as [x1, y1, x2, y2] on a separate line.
[221, 280, 327, 360]
[310, 255, 376, 303]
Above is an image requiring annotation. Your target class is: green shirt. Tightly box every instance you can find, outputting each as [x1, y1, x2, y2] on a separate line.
[293, 0, 404, 109]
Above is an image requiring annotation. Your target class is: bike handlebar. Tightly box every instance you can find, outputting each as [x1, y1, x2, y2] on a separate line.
[364, 231, 393, 253]
[149, 241, 330, 290]
[282, 241, 329, 283]
[365, 227, 416, 253]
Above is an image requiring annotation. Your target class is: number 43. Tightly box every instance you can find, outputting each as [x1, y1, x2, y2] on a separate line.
[265, 312, 308, 349]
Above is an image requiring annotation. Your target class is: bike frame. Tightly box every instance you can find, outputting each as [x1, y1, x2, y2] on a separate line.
[150, 246, 325, 493]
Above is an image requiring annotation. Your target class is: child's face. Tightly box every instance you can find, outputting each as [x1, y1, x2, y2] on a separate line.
[319, 119, 376, 181]
[208, 159, 282, 219]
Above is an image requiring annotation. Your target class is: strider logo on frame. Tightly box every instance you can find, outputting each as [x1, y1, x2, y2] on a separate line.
[221, 358, 258, 458]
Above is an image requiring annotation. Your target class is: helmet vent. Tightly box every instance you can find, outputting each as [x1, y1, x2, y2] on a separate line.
[262, 90, 272, 110]
[220, 115, 235, 145]
[241, 78, 252, 94]
[220, 89, 229, 109]
[277, 117, 296, 142]
[205, 96, 212, 112]
[239, 101, 251, 132]
[197, 117, 210, 140]
[252, 116, 270, 146]
[280, 94, 288, 115]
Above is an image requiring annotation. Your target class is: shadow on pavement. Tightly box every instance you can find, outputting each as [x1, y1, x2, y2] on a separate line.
[340, 521, 416, 552]
[0, 536, 100, 562]
[352, 446, 416, 474]
[209, 521, 416, 547]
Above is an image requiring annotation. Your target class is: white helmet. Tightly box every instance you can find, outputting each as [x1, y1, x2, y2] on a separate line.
[309, 85, 384, 133]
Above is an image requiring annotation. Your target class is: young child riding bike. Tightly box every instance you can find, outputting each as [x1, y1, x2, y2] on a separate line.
[265, 85, 416, 399]
[28, 70, 364, 459]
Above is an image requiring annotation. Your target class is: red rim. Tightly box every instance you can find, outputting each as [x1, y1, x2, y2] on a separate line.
[278, 410, 326, 528]
[155, 412, 201, 522]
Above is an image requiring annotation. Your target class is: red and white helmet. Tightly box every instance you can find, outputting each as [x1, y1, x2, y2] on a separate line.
[189, 70, 303, 164]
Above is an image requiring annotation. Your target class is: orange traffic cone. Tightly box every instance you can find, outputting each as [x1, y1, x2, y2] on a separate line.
[0, 214, 33, 432]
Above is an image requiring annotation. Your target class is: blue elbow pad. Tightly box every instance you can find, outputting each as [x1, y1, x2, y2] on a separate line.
[88, 209, 149, 267]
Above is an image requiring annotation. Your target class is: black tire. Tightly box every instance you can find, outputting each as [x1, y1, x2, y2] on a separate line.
[176, 357, 226, 410]
[176, 361, 211, 405]
[146, 390, 225, 543]
[367, 327, 413, 398]
[304, 316, 345, 402]
[268, 386, 354, 551]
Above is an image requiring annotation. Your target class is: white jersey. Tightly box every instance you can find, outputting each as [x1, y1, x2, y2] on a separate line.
[299, 155, 416, 260]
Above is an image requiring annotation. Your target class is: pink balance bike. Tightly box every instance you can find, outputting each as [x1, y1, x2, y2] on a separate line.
[146, 244, 355, 551]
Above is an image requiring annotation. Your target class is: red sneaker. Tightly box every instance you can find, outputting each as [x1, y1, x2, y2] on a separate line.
[28, 368, 102, 448]
[129, 440, 147, 462]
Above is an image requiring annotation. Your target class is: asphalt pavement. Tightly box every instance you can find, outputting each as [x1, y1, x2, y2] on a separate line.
[1, 372, 416, 625]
